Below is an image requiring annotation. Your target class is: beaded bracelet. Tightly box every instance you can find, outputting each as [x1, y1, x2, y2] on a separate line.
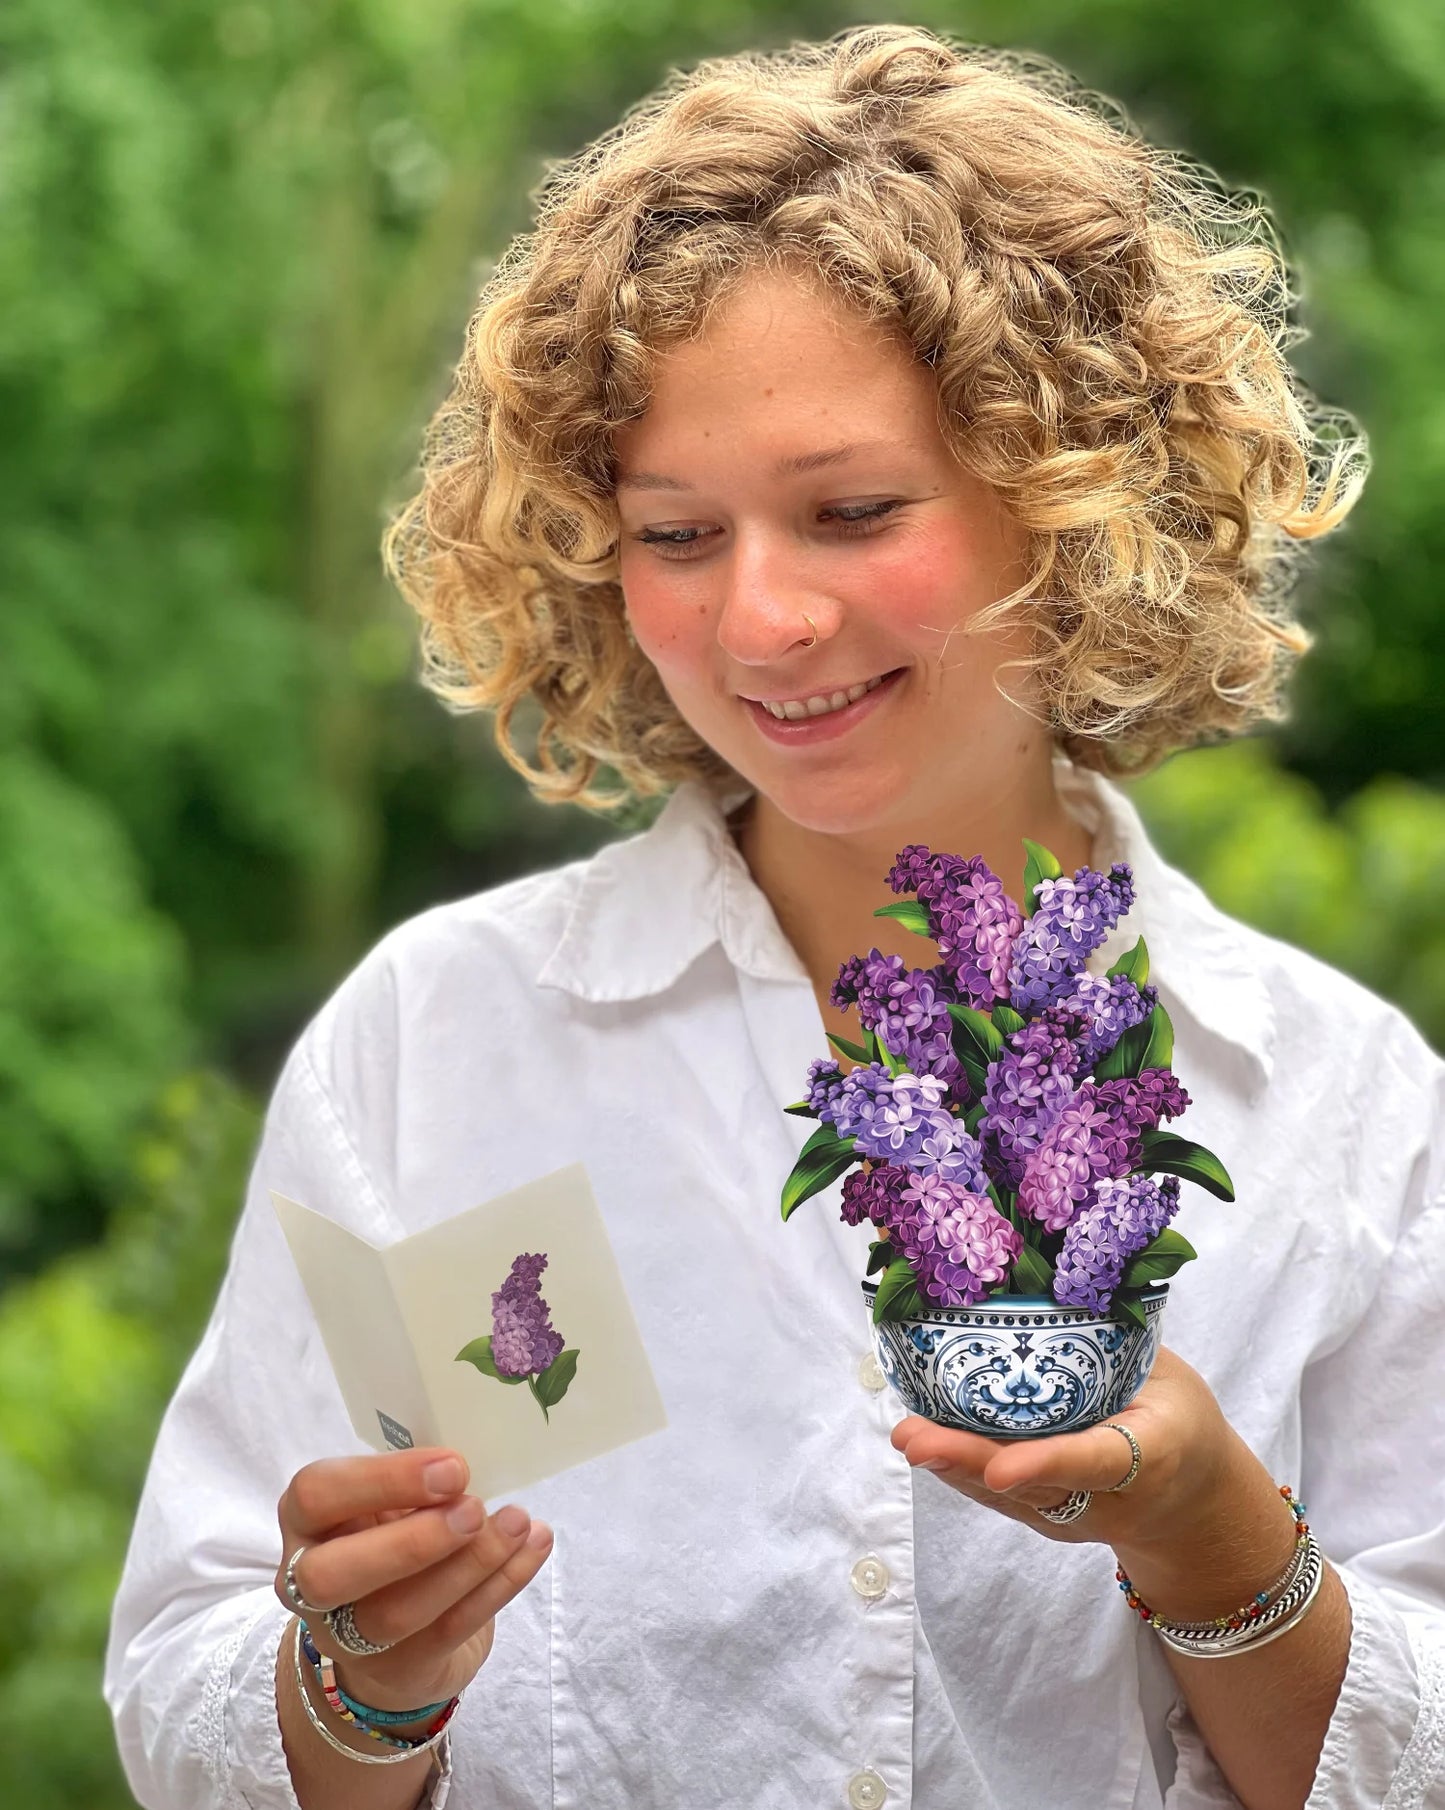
[291, 1617, 454, 1767]
[1152, 1539, 1324, 1659]
[1116, 1486, 1310, 1634]
[298, 1622, 460, 1751]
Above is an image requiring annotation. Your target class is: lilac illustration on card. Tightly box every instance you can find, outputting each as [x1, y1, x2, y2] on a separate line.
[455, 1251, 580, 1423]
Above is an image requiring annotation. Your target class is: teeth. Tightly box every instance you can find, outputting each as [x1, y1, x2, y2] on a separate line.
[760, 673, 890, 720]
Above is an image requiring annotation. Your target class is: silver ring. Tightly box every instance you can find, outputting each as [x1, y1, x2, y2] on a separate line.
[324, 1599, 395, 1656]
[1101, 1422, 1143, 1492]
[282, 1546, 329, 1618]
[1035, 1489, 1092, 1524]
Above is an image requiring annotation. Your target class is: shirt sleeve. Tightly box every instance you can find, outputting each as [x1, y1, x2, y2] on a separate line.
[1167, 1052, 1445, 1810]
[100, 1031, 456, 1810]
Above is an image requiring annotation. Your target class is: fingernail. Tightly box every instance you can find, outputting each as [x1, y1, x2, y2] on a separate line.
[446, 1496, 484, 1534]
[423, 1458, 465, 1496]
[920, 1459, 951, 1473]
[494, 1504, 530, 1537]
[526, 1521, 554, 1550]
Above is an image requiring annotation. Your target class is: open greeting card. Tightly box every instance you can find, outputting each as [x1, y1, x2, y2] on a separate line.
[271, 1162, 668, 1500]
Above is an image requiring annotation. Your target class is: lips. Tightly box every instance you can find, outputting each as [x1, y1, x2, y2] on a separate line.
[742, 667, 906, 744]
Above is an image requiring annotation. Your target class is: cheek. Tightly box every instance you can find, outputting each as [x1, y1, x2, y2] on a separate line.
[619, 558, 710, 669]
[862, 513, 1023, 639]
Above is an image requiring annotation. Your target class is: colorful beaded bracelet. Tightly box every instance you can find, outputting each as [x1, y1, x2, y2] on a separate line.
[299, 1622, 460, 1750]
[1115, 1485, 1310, 1633]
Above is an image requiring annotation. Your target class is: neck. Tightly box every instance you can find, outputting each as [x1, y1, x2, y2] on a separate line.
[733, 746, 1096, 1036]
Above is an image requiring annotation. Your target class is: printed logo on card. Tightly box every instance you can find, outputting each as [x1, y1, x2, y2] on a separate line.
[377, 1410, 414, 1451]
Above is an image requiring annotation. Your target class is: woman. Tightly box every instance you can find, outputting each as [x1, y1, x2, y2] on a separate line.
[104, 25, 1444, 1810]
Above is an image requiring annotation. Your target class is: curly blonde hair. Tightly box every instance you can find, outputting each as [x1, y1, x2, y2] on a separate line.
[384, 23, 1367, 809]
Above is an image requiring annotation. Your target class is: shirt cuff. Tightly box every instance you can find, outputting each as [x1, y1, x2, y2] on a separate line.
[219, 1596, 452, 1810]
[1162, 1562, 1445, 1810]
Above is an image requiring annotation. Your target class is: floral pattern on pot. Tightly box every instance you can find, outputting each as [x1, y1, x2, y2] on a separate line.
[863, 1278, 1168, 1438]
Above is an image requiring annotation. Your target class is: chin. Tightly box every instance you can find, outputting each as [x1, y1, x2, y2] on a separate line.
[739, 760, 917, 841]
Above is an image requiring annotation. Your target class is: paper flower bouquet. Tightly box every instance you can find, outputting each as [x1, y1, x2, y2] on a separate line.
[780, 839, 1235, 1436]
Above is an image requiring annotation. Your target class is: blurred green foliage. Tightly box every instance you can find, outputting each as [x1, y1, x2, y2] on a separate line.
[1, 2, 1442, 1804]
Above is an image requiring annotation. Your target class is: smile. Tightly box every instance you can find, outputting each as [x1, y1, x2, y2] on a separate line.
[743, 673, 889, 720]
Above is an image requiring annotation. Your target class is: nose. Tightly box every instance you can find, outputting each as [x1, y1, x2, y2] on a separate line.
[715, 530, 837, 668]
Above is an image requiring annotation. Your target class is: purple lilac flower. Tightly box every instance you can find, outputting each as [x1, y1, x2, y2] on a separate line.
[491, 1252, 566, 1378]
[1054, 973, 1159, 1065]
[978, 1009, 1086, 1188]
[1008, 864, 1136, 1013]
[887, 847, 1023, 1010]
[806, 1056, 847, 1117]
[831, 950, 962, 1096]
[840, 1162, 912, 1228]
[891, 1172, 1023, 1308]
[1017, 1068, 1191, 1232]
[1053, 1175, 1182, 1314]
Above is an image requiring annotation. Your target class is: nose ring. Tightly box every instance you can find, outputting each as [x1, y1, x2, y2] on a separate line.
[800, 614, 818, 649]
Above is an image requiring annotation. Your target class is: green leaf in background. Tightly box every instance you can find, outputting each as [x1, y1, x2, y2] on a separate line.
[827, 1031, 871, 1065]
[455, 1334, 525, 1384]
[1011, 1241, 1056, 1295]
[1121, 1228, 1198, 1288]
[1136, 1131, 1236, 1200]
[784, 1100, 819, 1117]
[1021, 838, 1064, 914]
[1106, 935, 1151, 988]
[873, 899, 934, 937]
[866, 1238, 894, 1275]
[872, 1256, 926, 1323]
[963, 1100, 986, 1137]
[991, 1002, 1026, 1036]
[948, 1003, 1005, 1064]
[781, 1124, 860, 1220]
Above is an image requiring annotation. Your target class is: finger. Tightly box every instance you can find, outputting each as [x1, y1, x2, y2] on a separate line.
[981, 1416, 1145, 1498]
[397, 1521, 555, 1661]
[317, 1506, 540, 1653]
[282, 1448, 470, 1541]
[890, 1417, 1005, 1483]
[285, 1494, 490, 1612]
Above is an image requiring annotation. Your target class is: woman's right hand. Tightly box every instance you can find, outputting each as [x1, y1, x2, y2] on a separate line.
[274, 1445, 553, 1714]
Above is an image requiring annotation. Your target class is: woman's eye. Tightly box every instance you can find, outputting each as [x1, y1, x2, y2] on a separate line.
[631, 500, 902, 560]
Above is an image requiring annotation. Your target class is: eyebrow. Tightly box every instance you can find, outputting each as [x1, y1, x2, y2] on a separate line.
[614, 438, 905, 493]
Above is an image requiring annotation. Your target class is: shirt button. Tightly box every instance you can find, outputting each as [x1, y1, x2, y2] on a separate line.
[857, 1350, 886, 1392]
[848, 1769, 888, 1808]
[850, 1555, 889, 1600]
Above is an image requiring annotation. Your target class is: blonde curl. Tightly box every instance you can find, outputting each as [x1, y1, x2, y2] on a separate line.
[384, 23, 1368, 809]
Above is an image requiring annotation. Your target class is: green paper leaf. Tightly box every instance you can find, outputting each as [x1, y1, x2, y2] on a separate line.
[872, 899, 933, 937]
[1136, 1130, 1235, 1201]
[1105, 935, 1151, 988]
[991, 1003, 1026, 1037]
[527, 1375, 551, 1423]
[963, 1100, 986, 1137]
[875, 1027, 908, 1077]
[826, 1031, 871, 1066]
[1011, 1241, 1055, 1296]
[947, 1003, 1004, 1064]
[532, 1347, 579, 1410]
[1021, 838, 1063, 915]
[1112, 1289, 1150, 1331]
[784, 1100, 819, 1118]
[1121, 1228, 1198, 1289]
[454, 1336, 525, 1385]
[866, 1238, 894, 1276]
[781, 1123, 860, 1219]
[865, 1027, 880, 1064]
[873, 1256, 926, 1323]
[1093, 1003, 1175, 1082]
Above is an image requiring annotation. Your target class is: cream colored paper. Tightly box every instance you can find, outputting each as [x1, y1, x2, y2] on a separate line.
[271, 1163, 667, 1499]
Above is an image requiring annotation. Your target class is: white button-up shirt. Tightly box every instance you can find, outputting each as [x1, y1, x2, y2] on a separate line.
[104, 755, 1445, 1810]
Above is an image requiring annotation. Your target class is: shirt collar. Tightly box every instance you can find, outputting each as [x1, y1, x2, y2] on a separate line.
[536, 754, 1274, 1093]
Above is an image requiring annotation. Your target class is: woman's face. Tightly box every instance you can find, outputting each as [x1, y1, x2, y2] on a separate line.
[614, 267, 1043, 837]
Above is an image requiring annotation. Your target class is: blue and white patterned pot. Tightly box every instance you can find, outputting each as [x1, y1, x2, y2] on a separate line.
[862, 1279, 1169, 1438]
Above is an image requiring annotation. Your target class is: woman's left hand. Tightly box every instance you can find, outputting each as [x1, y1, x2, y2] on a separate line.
[890, 1343, 1238, 1549]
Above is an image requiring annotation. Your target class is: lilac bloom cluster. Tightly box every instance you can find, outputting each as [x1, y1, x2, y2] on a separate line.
[831, 951, 962, 1099]
[886, 847, 1022, 1010]
[841, 1163, 1021, 1308]
[978, 1010, 1085, 1188]
[1054, 1175, 1182, 1314]
[1054, 971, 1158, 1066]
[1008, 865, 1135, 1013]
[490, 1252, 566, 1379]
[1016, 1070, 1191, 1232]
[807, 1059, 985, 1183]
